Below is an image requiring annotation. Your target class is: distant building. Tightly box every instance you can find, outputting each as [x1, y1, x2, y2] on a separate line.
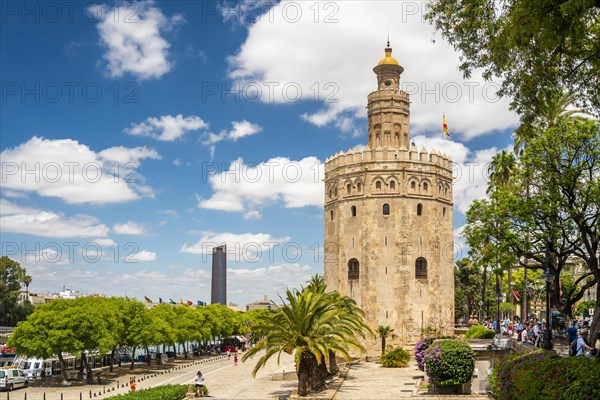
[18, 291, 53, 305]
[246, 295, 272, 311]
[227, 303, 242, 312]
[211, 245, 227, 305]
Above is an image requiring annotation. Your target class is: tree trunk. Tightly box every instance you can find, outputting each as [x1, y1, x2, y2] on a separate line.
[130, 347, 137, 370]
[481, 265, 488, 320]
[589, 290, 600, 347]
[146, 346, 151, 366]
[109, 348, 115, 373]
[297, 351, 325, 396]
[57, 352, 67, 383]
[381, 336, 386, 355]
[328, 350, 339, 375]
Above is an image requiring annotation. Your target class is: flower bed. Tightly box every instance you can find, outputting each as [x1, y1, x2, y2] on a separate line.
[423, 339, 475, 386]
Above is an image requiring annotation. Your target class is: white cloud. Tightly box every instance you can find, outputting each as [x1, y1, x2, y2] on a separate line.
[173, 158, 182, 167]
[0, 137, 157, 204]
[197, 156, 323, 214]
[125, 114, 208, 141]
[91, 238, 117, 247]
[98, 146, 160, 164]
[0, 199, 109, 238]
[113, 221, 148, 235]
[204, 120, 262, 159]
[180, 231, 290, 262]
[227, 1, 518, 139]
[129, 250, 156, 262]
[94, 0, 183, 80]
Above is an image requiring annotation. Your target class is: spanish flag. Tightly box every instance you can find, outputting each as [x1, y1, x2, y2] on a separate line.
[443, 114, 450, 137]
[144, 296, 152, 303]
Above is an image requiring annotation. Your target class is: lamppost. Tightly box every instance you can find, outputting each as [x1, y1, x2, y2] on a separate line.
[541, 266, 555, 350]
[495, 274, 502, 334]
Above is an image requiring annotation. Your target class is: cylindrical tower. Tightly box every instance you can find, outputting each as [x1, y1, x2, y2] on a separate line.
[324, 44, 454, 351]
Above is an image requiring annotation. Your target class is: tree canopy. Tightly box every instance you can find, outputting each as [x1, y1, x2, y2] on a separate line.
[426, 1, 600, 125]
[0, 256, 33, 326]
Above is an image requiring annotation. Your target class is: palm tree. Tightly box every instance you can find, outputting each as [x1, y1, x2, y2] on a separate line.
[376, 325, 396, 355]
[487, 150, 517, 316]
[513, 90, 588, 156]
[243, 286, 368, 396]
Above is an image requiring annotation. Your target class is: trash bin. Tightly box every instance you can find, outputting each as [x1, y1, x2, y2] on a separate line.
[155, 353, 162, 365]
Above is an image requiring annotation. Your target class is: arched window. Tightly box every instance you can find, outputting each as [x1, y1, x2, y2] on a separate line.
[376, 181, 382, 190]
[390, 181, 396, 190]
[415, 257, 428, 279]
[411, 181, 416, 190]
[348, 258, 359, 280]
[334, 188, 338, 196]
[346, 184, 352, 194]
[443, 207, 446, 217]
[330, 210, 334, 221]
[417, 203, 423, 216]
[383, 203, 390, 215]
[351, 206, 357, 217]
[357, 182, 362, 192]
[423, 182, 428, 192]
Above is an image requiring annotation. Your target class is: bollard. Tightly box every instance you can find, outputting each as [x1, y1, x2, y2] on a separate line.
[90, 389, 92, 398]
[61, 394, 64, 400]
[80, 393, 83, 400]
[24, 393, 27, 400]
[44, 393, 46, 400]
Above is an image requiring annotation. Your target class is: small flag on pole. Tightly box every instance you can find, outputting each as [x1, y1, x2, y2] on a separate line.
[513, 290, 520, 302]
[159, 298, 163, 304]
[169, 298, 176, 304]
[180, 299, 185, 305]
[187, 300, 193, 306]
[443, 114, 450, 137]
[144, 296, 152, 303]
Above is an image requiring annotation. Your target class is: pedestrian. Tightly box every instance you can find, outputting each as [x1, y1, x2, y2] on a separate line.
[566, 322, 578, 344]
[195, 371, 204, 397]
[226, 349, 231, 359]
[40, 368, 46, 387]
[574, 331, 593, 357]
[234, 353, 238, 366]
[129, 377, 136, 392]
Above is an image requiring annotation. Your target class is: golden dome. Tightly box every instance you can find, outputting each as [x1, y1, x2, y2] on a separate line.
[377, 46, 399, 66]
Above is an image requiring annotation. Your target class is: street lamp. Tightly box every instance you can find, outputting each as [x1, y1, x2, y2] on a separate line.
[541, 266, 555, 350]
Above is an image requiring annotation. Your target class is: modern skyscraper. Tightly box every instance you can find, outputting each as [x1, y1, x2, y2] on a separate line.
[324, 43, 455, 350]
[211, 245, 227, 305]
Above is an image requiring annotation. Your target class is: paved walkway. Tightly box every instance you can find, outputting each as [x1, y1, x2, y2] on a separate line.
[0, 353, 492, 400]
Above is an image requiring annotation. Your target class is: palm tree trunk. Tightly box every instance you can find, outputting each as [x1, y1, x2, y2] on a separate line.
[297, 351, 325, 396]
[328, 350, 339, 375]
[381, 336, 386, 355]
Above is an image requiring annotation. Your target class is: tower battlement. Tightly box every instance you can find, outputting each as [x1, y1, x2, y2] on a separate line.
[324, 145, 453, 172]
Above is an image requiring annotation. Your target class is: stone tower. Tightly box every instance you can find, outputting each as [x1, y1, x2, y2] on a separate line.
[323, 43, 454, 350]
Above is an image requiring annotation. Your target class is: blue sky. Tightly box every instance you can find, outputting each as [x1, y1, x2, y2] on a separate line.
[1, 0, 516, 307]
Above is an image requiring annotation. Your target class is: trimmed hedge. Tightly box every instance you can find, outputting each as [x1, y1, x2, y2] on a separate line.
[423, 339, 475, 386]
[105, 385, 189, 399]
[465, 325, 496, 339]
[380, 347, 410, 368]
[490, 350, 600, 400]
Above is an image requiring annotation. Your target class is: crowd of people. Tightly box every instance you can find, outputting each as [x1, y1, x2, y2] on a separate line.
[481, 317, 600, 358]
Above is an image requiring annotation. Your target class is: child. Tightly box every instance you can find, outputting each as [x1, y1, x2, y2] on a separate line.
[195, 371, 204, 397]
[234, 353, 238, 366]
[129, 377, 136, 392]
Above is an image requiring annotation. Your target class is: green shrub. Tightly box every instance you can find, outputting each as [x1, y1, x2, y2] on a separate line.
[105, 384, 189, 399]
[380, 347, 410, 368]
[490, 350, 600, 400]
[464, 325, 495, 339]
[423, 339, 475, 386]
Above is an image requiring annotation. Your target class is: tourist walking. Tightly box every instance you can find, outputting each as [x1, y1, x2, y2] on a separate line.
[129, 377, 136, 392]
[574, 331, 593, 357]
[195, 371, 204, 397]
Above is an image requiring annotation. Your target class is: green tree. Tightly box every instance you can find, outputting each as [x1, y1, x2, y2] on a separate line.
[376, 326, 396, 355]
[454, 258, 483, 322]
[426, 1, 600, 124]
[0, 256, 32, 326]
